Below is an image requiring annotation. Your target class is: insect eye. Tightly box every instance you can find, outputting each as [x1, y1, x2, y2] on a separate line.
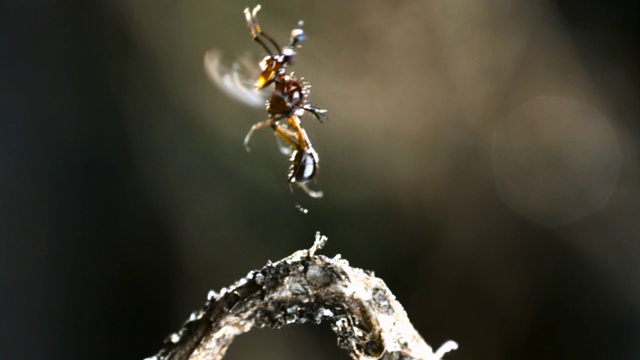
[282, 48, 297, 65]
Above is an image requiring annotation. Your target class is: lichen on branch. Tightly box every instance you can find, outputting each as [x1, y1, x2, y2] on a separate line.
[147, 233, 457, 360]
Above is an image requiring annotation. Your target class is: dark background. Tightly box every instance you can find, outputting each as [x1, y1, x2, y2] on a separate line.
[1, 1, 638, 359]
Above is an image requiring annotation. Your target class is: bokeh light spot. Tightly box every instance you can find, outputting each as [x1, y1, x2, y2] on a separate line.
[492, 96, 622, 226]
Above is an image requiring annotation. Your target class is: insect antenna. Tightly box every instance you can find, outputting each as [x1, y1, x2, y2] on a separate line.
[244, 6, 282, 56]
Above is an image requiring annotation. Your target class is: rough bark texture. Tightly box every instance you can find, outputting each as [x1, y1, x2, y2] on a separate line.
[146, 233, 457, 360]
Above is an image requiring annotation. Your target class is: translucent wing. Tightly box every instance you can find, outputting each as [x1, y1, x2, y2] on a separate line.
[203, 49, 269, 107]
[273, 129, 295, 156]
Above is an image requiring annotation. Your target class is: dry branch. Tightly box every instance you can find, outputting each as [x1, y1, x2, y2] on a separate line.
[146, 233, 457, 360]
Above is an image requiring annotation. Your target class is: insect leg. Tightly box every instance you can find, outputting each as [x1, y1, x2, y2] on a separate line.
[287, 181, 308, 214]
[244, 119, 274, 151]
[271, 122, 318, 213]
[286, 116, 312, 150]
[271, 124, 297, 155]
[303, 104, 330, 123]
[271, 122, 300, 150]
[272, 124, 309, 214]
[297, 182, 323, 199]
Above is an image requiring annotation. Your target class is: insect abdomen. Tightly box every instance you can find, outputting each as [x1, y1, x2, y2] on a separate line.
[290, 149, 318, 183]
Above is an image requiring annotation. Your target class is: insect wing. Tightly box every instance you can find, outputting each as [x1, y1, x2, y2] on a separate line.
[204, 49, 269, 107]
[273, 125, 296, 156]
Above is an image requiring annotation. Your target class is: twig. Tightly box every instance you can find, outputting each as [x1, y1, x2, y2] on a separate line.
[146, 233, 457, 360]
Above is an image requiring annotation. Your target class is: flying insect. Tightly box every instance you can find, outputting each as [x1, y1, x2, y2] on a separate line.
[204, 5, 328, 212]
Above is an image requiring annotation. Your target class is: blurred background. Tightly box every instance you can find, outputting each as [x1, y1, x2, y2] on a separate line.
[1, 0, 638, 359]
